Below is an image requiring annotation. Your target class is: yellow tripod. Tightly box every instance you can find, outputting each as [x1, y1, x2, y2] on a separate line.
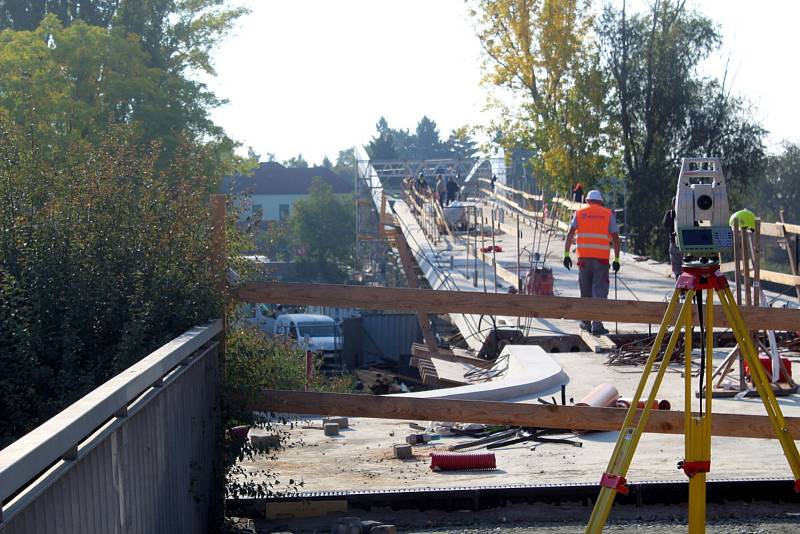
[586, 262, 800, 533]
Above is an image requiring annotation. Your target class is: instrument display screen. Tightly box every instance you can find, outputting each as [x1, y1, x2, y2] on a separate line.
[681, 228, 713, 246]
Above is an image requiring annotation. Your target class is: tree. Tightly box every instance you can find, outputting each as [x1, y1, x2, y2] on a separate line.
[471, 0, 609, 192]
[321, 155, 333, 169]
[597, 0, 766, 254]
[0, 120, 224, 445]
[283, 154, 309, 168]
[289, 177, 355, 275]
[749, 142, 800, 223]
[446, 126, 479, 160]
[366, 117, 399, 160]
[334, 146, 356, 177]
[413, 116, 447, 159]
[2, 1, 121, 30]
[0, 2, 248, 175]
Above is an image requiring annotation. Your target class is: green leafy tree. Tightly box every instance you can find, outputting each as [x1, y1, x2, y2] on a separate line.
[289, 177, 355, 278]
[413, 115, 448, 159]
[0, 2, 248, 175]
[283, 154, 309, 168]
[366, 117, 399, 160]
[0, 120, 224, 445]
[597, 0, 766, 254]
[335, 146, 356, 177]
[471, 0, 610, 192]
[749, 142, 800, 223]
[446, 126, 479, 160]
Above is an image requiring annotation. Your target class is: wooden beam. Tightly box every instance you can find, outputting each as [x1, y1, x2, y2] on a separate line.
[248, 389, 800, 440]
[719, 262, 800, 287]
[478, 177, 542, 201]
[780, 211, 800, 303]
[233, 282, 800, 331]
[760, 221, 800, 238]
[391, 227, 439, 352]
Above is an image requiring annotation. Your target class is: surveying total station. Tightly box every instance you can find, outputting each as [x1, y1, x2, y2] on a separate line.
[585, 158, 800, 533]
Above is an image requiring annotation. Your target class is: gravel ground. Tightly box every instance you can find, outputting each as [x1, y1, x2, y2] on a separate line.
[256, 502, 800, 533]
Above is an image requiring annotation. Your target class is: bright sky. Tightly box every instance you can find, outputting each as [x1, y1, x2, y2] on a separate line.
[203, 0, 799, 165]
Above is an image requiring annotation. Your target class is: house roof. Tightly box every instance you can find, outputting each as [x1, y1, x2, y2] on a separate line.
[222, 162, 353, 195]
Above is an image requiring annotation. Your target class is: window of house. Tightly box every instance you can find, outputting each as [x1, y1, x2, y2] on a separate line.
[279, 204, 290, 220]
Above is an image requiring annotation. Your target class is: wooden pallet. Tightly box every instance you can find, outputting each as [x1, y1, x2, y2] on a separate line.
[579, 330, 617, 353]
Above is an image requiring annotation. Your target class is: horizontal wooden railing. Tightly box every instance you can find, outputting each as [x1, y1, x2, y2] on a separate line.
[250, 389, 800, 440]
[234, 282, 800, 331]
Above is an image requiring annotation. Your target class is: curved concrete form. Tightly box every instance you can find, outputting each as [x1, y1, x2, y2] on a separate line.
[393, 345, 569, 401]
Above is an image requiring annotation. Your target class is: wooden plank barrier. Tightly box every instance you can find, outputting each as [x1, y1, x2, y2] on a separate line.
[234, 282, 800, 331]
[248, 389, 800, 440]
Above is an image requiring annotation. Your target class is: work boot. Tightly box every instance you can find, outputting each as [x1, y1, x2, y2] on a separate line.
[579, 321, 591, 331]
[592, 325, 610, 336]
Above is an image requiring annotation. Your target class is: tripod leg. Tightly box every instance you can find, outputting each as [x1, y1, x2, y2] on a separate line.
[586, 288, 695, 533]
[717, 287, 800, 485]
[686, 288, 714, 534]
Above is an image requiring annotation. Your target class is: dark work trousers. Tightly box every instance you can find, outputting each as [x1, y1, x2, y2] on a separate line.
[578, 258, 610, 330]
[669, 242, 683, 279]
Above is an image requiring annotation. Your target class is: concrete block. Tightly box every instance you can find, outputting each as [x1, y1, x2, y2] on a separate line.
[324, 423, 340, 436]
[369, 526, 397, 534]
[323, 416, 349, 429]
[392, 444, 412, 459]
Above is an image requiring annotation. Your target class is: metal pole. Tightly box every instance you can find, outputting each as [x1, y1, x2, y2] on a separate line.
[481, 208, 486, 292]
[473, 206, 478, 287]
[516, 213, 522, 291]
[354, 160, 359, 274]
[492, 209, 498, 292]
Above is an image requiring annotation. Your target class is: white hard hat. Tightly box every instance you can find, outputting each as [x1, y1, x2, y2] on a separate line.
[586, 190, 603, 202]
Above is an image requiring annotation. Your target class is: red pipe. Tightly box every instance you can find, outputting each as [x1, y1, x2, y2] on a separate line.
[430, 452, 496, 471]
[575, 384, 619, 408]
[616, 398, 671, 410]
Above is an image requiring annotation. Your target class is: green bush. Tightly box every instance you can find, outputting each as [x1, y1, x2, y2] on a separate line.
[0, 122, 223, 447]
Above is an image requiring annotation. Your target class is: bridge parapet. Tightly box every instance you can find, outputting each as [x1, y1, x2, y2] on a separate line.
[0, 320, 223, 533]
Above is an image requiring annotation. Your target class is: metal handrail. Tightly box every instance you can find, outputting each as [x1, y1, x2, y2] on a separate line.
[0, 319, 223, 507]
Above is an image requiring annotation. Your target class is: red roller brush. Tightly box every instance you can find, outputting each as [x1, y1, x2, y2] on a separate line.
[429, 452, 496, 471]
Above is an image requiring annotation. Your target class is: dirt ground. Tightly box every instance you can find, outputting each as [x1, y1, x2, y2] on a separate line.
[242, 351, 800, 495]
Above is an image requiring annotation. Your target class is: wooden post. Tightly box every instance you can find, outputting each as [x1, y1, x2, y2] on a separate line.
[753, 218, 762, 306]
[779, 210, 800, 303]
[733, 220, 742, 305]
[378, 191, 386, 242]
[391, 227, 438, 353]
[742, 226, 752, 307]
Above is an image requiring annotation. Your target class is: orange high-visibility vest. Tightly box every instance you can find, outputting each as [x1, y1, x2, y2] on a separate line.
[575, 204, 613, 260]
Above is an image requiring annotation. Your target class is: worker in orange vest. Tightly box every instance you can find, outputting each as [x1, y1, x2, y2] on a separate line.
[562, 189, 621, 335]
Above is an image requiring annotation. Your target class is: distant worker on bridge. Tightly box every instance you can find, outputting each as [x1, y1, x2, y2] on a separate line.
[415, 172, 428, 194]
[446, 175, 459, 205]
[562, 189, 621, 335]
[572, 183, 584, 203]
[436, 174, 447, 207]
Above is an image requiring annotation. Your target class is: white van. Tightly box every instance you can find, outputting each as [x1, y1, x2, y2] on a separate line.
[273, 313, 342, 358]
